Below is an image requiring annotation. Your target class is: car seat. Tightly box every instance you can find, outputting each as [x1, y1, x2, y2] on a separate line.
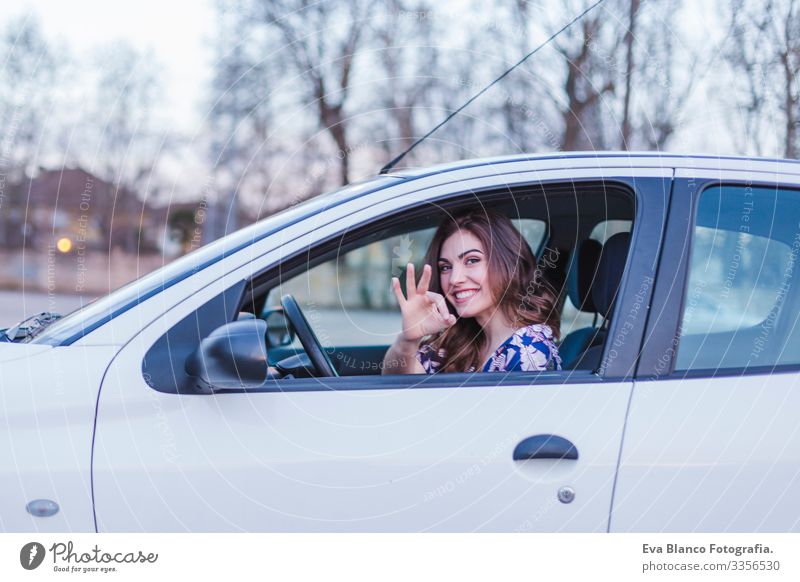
[570, 232, 631, 370]
[559, 238, 603, 368]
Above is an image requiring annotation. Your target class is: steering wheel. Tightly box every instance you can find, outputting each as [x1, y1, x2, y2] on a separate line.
[280, 294, 338, 377]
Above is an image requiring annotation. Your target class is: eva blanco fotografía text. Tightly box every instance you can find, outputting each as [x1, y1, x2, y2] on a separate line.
[642, 543, 771, 557]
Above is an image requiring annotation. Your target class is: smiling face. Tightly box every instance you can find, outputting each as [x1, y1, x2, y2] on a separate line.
[438, 229, 497, 323]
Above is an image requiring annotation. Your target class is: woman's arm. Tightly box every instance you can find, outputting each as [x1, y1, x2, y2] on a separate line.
[382, 334, 425, 374]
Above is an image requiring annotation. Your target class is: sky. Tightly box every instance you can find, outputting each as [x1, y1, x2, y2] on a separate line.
[5, 0, 217, 134]
[1, 1, 760, 169]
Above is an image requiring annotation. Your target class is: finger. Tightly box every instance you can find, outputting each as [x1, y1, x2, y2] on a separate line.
[405, 263, 416, 296]
[417, 263, 432, 295]
[427, 291, 454, 323]
[391, 277, 406, 306]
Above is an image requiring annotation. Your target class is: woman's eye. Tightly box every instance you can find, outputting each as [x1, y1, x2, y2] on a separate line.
[466, 257, 480, 265]
[439, 264, 451, 272]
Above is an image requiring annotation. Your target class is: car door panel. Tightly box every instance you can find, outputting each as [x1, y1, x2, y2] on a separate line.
[95, 356, 631, 531]
[613, 171, 800, 532]
[611, 374, 800, 531]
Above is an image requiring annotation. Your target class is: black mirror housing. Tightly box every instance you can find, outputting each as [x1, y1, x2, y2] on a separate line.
[185, 319, 268, 392]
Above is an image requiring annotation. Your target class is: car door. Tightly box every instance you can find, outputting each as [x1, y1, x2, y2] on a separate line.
[92, 166, 670, 531]
[612, 165, 800, 532]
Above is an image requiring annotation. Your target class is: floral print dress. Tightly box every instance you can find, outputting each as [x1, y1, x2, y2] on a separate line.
[416, 324, 562, 374]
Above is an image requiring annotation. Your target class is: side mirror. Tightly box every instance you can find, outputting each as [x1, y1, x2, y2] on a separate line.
[185, 319, 268, 392]
[263, 308, 295, 348]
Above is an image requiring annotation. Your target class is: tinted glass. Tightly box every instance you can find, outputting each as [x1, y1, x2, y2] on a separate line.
[676, 185, 800, 371]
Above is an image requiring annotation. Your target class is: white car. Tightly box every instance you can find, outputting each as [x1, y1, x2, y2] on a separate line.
[2, 152, 800, 532]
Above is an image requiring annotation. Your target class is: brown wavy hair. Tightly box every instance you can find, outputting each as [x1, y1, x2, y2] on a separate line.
[420, 208, 561, 372]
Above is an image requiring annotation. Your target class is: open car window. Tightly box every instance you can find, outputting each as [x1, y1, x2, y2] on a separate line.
[261, 219, 547, 350]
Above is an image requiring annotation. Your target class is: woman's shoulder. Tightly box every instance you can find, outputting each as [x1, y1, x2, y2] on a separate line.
[504, 323, 562, 371]
[510, 323, 556, 343]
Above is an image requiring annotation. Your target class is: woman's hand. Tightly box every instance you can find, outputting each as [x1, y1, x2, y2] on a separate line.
[391, 263, 457, 342]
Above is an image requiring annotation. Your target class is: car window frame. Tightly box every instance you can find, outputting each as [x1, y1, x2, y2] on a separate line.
[228, 176, 665, 390]
[135, 171, 669, 395]
[637, 175, 800, 380]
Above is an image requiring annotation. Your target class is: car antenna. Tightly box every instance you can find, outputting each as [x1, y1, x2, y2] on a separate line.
[379, 0, 608, 175]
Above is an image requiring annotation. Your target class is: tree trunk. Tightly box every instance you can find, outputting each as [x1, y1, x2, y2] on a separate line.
[320, 101, 350, 185]
[621, 0, 640, 148]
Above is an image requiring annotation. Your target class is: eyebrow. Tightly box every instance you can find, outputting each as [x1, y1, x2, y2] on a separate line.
[438, 248, 484, 262]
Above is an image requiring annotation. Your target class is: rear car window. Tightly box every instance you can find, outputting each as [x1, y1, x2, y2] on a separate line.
[675, 185, 800, 371]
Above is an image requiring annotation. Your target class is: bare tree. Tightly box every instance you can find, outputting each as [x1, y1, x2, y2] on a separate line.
[619, 0, 639, 146]
[0, 13, 60, 178]
[506, 0, 694, 152]
[206, 0, 275, 241]
[368, 0, 441, 164]
[492, 0, 567, 153]
[88, 42, 164, 252]
[551, 1, 620, 150]
[626, 0, 697, 149]
[253, 0, 376, 185]
[726, 0, 800, 158]
[0, 13, 61, 247]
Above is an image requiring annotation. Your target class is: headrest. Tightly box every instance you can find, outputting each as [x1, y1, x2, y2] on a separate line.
[566, 238, 602, 313]
[591, 232, 631, 318]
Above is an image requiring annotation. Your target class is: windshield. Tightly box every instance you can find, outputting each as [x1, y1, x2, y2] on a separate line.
[32, 177, 400, 346]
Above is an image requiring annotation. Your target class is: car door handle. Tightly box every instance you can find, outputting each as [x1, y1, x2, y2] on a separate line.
[513, 434, 578, 461]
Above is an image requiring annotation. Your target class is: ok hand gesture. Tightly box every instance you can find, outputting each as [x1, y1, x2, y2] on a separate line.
[391, 263, 457, 342]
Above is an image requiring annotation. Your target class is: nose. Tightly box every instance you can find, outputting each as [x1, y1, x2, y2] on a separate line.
[449, 263, 467, 286]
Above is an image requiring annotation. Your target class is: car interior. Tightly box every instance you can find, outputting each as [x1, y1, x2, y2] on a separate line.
[236, 181, 636, 380]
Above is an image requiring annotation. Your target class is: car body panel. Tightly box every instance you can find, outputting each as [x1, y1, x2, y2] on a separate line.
[611, 373, 800, 532]
[0, 343, 52, 363]
[0, 345, 117, 531]
[95, 362, 631, 531]
[4, 152, 799, 532]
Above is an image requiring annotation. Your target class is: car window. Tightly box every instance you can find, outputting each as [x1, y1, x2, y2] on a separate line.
[264, 219, 547, 348]
[675, 185, 800, 371]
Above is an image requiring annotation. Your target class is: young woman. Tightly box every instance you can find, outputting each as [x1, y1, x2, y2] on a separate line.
[382, 209, 561, 374]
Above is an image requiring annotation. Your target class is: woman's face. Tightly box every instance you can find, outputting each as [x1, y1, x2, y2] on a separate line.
[438, 229, 497, 323]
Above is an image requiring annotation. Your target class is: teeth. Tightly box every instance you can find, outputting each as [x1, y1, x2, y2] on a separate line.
[455, 289, 477, 299]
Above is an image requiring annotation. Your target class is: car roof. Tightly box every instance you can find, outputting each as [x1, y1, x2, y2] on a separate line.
[384, 151, 800, 180]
